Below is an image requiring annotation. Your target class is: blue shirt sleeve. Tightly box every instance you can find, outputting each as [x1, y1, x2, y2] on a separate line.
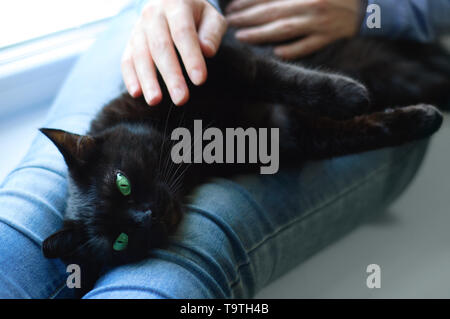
[207, 0, 222, 12]
[360, 0, 450, 42]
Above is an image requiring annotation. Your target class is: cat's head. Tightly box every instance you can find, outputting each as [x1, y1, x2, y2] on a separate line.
[39, 125, 183, 266]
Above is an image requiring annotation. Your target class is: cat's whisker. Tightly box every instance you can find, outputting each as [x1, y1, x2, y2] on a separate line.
[166, 120, 215, 188]
[163, 108, 187, 183]
[159, 143, 178, 186]
[169, 179, 184, 195]
[159, 136, 171, 181]
[167, 132, 213, 192]
[158, 102, 174, 179]
[161, 138, 177, 184]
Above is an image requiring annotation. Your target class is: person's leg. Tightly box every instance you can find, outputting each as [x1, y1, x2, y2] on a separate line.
[0, 7, 138, 298]
[84, 139, 428, 298]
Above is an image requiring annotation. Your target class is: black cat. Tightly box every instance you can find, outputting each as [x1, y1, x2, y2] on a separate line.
[40, 31, 450, 293]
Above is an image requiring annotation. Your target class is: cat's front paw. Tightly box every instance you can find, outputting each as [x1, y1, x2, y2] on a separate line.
[327, 75, 370, 120]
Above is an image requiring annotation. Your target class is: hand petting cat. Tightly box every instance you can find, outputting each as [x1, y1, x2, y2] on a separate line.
[121, 0, 227, 106]
[121, 0, 361, 106]
[226, 0, 362, 59]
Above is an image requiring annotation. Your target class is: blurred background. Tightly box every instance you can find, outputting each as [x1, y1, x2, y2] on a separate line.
[0, 0, 449, 298]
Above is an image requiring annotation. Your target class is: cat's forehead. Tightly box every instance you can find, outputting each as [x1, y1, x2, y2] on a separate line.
[91, 125, 162, 185]
[103, 127, 150, 148]
[100, 129, 158, 162]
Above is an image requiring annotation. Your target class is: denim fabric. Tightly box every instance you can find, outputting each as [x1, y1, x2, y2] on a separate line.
[0, 5, 429, 299]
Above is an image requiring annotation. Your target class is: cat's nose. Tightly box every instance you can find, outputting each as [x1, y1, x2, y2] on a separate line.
[144, 209, 153, 218]
[131, 209, 153, 224]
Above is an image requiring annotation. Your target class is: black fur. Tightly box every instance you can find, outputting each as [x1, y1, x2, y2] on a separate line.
[40, 30, 450, 294]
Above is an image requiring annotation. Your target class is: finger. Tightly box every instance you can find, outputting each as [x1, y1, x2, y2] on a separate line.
[226, 0, 309, 27]
[130, 28, 162, 105]
[226, 0, 274, 14]
[121, 42, 142, 98]
[166, 3, 207, 85]
[198, 5, 227, 57]
[145, 15, 189, 106]
[235, 16, 311, 44]
[274, 35, 330, 59]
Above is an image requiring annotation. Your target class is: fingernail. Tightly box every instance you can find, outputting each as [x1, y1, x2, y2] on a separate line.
[202, 39, 216, 53]
[274, 48, 284, 56]
[191, 69, 203, 85]
[142, 86, 157, 104]
[147, 91, 159, 105]
[172, 87, 185, 105]
[129, 84, 138, 96]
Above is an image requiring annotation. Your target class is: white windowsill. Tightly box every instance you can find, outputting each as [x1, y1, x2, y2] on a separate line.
[0, 18, 115, 118]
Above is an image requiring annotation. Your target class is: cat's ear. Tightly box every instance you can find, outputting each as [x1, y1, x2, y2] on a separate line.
[42, 227, 83, 259]
[40, 128, 96, 168]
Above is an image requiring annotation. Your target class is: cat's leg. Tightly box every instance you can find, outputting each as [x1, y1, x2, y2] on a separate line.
[207, 38, 370, 120]
[281, 104, 443, 160]
[256, 59, 371, 121]
[310, 39, 450, 111]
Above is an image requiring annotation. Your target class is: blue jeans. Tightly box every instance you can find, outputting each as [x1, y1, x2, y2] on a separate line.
[0, 6, 429, 298]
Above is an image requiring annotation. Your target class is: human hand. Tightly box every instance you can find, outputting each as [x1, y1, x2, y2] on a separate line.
[122, 0, 227, 106]
[226, 0, 361, 59]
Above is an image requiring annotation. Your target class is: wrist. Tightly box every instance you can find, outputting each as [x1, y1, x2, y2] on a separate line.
[340, 0, 365, 38]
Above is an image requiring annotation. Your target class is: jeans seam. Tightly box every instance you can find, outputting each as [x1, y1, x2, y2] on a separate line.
[4, 165, 67, 183]
[186, 204, 252, 267]
[0, 189, 62, 220]
[149, 249, 228, 298]
[1, 166, 65, 189]
[0, 268, 31, 298]
[169, 242, 233, 297]
[0, 218, 43, 248]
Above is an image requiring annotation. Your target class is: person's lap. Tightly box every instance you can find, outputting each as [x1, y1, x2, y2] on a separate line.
[0, 6, 429, 298]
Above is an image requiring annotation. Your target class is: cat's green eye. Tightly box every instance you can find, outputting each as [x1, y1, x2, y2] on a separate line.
[113, 232, 128, 251]
[116, 172, 131, 196]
